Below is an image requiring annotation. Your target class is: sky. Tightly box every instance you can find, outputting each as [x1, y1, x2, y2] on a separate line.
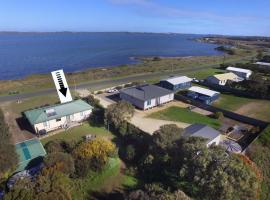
[0, 0, 269, 36]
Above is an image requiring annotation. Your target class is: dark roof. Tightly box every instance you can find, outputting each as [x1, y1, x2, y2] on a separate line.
[120, 84, 173, 101]
[183, 124, 220, 142]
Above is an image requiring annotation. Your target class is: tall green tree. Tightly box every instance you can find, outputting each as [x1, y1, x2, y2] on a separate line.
[105, 100, 134, 129]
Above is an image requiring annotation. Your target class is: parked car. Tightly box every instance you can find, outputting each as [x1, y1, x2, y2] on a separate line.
[107, 88, 118, 93]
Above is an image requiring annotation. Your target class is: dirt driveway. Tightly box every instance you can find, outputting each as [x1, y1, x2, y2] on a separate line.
[129, 101, 190, 134]
[93, 93, 191, 134]
[1, 102, 35, 143]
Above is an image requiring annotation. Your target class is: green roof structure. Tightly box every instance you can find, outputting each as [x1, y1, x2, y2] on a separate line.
[24, 99, 93, 125]
[15, 138, 47, 172]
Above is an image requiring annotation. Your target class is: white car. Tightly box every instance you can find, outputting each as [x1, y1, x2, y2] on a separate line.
[107, 88, 118, 93]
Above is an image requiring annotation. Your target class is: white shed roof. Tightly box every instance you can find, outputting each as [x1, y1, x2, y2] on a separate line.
[188, 86, 219, 97]
[226, 66, 252, 74]
[163, 76, 193, 85]
[255, 62, 270, 66]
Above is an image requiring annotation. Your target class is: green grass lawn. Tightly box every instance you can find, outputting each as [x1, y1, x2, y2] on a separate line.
[213, 94, 254, 111]
[9, 94, 59, 114]
[148, 106, 220, 129]
[213, 94, 270, 122]
[187, 68, 226, 79]
[41, 123, 114, 145]
[72, 158, 121, 200]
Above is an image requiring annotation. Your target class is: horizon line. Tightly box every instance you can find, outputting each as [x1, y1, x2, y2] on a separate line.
[0, 30, 269, 38]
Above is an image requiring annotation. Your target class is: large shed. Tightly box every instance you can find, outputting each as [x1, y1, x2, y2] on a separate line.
[159, 76, 193, 91]
[187, 86, 220, 104]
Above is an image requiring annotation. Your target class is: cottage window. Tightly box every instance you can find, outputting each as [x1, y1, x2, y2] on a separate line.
[56, 118, 61, 122]
[147, 100, 151, 106]
[43, 121, 49, 127]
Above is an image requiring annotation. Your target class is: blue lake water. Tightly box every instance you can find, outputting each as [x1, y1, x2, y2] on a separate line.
[0, 32, 222, 80]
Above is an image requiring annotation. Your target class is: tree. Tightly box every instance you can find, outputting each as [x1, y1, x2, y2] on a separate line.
[152, 124, 183, 151]
[43, 152, 75, 175]
[176, 137, 259, 200]
[152, 57, 161, 61]
[73, 138, 116, 171]
[84, 95, 100, 107]
[4, 170, 72, 200]
[105, 100, 134, 129]
[125, 145, 136, 161]
[84, 95, 105, 126]
[126, 184, 191, 200]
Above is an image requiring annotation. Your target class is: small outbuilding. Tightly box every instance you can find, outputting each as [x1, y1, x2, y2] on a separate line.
[206, 72, 243, 86]
[255, 62, 270, 67]
[183, 124, 221, 147]
[15, 138, 47, 172]
[187, 86, 220, 104]
[226, 66, 252, 79]
[120, 84, 174, 110]
[159, 76, 193, 91]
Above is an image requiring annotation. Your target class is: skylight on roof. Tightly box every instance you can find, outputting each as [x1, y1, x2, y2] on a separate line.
[45, 108, 57, 117]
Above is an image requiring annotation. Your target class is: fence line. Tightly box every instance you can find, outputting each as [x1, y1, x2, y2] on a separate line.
[175, 94, 269, 150]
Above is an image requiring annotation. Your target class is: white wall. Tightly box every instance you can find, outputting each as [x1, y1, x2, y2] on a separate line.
[33, 109, 92, 133]
[143, 93, 174, 110]
[206, 135, 221, 147]
[120, 91, 174, 110]
[229, 71, 251, 79]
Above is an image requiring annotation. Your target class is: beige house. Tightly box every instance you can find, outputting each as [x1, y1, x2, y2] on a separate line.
[24, 99, 93, 135]
[206, 72, 243, 86]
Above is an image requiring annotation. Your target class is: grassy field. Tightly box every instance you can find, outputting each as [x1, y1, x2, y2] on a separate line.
[148, 106, 220, 129]
[41, 123, 114, 145]
[0, 49, 255, 96]
[71, 158, 138, 200]
[213, 94, 270, 122]
[187, 68, 226, 79]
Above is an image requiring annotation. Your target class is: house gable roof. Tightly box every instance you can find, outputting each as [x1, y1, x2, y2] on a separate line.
[188, 86, 219, 97]
[226, 66, 252, 74]
[183, 124, 220, 143]
[120, 84, 173, 101]
[24, 99, 93, 125]
[161, 76, 193, 85]
[211, 72, 241, 81]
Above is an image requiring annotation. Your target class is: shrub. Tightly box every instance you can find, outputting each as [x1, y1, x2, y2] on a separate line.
[74, 158, 91, 177]
[214, 111, 224, 120]
[73, 138, 116, 171]
[45, 140, 64, 153]
[44, 152, 75, 175]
